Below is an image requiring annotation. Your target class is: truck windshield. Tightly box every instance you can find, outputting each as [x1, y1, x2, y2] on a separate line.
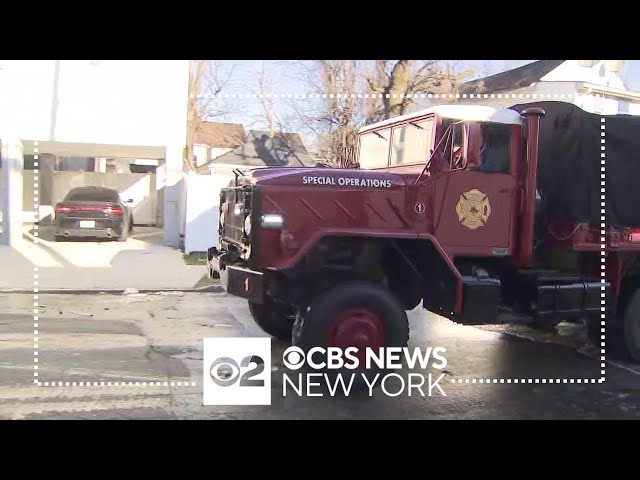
[390, 119, 434, 166]
[358, 118, 435, 170]
[358, 129, 391, 169]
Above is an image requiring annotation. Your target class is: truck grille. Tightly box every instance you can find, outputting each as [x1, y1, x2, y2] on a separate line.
[220, 185, 252, 246]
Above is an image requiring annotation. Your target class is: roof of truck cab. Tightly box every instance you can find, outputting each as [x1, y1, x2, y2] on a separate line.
[358, 104, 523, 133]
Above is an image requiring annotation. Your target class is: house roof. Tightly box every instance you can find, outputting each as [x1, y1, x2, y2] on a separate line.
[197, 130, 317, 171]
[194, 121, 246, 148]
[458, 60, 566, 95]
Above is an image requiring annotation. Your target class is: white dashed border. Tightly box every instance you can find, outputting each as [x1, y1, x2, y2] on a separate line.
[448, 96, 607, 385]
[32, 92, 607, 388]
[600, 116, 607, 381]
[192, 92, 581, 100]
[37, 381, 197, 388]
[31, 140, 196, 388]
[33, 142, 39, 386]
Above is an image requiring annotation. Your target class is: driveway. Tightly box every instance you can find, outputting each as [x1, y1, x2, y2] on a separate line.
[0, 226, 207, 291]
[0, 291, 638, 420]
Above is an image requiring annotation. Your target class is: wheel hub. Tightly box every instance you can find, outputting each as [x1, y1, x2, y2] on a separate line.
[328, 308, 385, 364]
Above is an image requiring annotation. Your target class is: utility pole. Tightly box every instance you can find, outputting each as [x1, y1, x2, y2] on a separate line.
[49, 60, 61, 141]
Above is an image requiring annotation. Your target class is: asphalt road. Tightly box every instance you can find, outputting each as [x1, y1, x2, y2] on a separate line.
[0, 291, 639, 420]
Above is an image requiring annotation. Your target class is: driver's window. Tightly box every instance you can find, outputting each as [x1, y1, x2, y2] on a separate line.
[470, 123, 511, 174]
[450, 122, 465, 171]
[439, 120, 466, 171]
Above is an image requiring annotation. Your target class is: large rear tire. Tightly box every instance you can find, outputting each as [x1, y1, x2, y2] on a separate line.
[292, 280, 409, 385]
[248, 299, 295, 342]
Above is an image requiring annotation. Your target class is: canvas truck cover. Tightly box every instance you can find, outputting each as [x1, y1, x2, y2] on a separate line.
[509, 101, 640, 228]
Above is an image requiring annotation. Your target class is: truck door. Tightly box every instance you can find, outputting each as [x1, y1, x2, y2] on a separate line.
[432, 122, 517, 257]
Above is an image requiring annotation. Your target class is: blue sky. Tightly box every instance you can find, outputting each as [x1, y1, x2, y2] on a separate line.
[212, 60, 640, 96]
[205, 60, 640, 146]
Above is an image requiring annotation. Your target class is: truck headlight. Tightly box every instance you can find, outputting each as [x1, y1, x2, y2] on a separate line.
[261, 214, 284, 229]
[244, 215, 252, 236]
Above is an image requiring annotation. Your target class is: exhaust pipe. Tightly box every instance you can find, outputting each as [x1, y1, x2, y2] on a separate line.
[518, 107, 546, 268]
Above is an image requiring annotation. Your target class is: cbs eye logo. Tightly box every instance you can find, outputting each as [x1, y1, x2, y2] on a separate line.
[282, 346, 305, 370]
[209, 355, 265, 387]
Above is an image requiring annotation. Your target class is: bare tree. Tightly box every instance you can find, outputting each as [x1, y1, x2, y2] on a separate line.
[283, 60, 365, 165]
[281, 59, 475, 165]
[365, 60, 475, 120]
[320, 60, 361, 162]
[185, 60, 235, 171]
[248, 61, 293, 136]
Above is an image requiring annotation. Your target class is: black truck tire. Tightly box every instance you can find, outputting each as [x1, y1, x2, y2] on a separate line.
[248, 299, 295, 342]
[622, 288, 640, 362]
[292, 281, 409, 385]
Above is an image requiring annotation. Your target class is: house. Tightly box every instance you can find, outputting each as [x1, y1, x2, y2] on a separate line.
[179, 129, 316, 254]
[193, 121, 246, 167]
[196, 129, 317, 177]
[455, 60, 640, 115]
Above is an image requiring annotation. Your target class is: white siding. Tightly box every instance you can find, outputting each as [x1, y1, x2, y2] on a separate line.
[0, 60, 190, 247]
[0, 60, 189, 148]
[194, 144, 208, 166]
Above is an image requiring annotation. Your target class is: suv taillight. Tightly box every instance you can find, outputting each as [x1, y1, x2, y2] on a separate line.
[104, 207, 123, 216]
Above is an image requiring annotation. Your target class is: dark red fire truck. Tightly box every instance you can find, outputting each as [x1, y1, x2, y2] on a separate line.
[209, 101, 640, 363]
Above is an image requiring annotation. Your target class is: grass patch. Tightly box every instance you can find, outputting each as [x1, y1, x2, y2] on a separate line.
[183, 252, 208, 265]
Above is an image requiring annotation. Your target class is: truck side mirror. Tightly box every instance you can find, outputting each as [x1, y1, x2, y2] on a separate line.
[464, 122, 482, 167]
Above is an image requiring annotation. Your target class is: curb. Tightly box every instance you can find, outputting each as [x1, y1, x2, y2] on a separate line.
[0, 284, 226, 295]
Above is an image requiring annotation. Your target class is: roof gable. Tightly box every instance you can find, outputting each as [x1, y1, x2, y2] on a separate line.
[194, 121, 246, 148]
[197, 129, 317, 171]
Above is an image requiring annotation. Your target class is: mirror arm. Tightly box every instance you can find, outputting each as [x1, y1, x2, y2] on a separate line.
[414, 123, 453, 187]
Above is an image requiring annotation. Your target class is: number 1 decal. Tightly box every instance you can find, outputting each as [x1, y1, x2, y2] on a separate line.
[244, 277, 250, 292]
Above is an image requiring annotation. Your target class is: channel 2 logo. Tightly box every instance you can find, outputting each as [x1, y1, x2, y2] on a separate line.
[209, 355, 265, 387]
[202, 337, 272, 406]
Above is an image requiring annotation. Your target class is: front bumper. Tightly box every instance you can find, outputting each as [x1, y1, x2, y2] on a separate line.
[223, 265, 264, 303]
[54, 217, 125, 239]
[208, 246, 264, 303]
[54, 226, 124, 239]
